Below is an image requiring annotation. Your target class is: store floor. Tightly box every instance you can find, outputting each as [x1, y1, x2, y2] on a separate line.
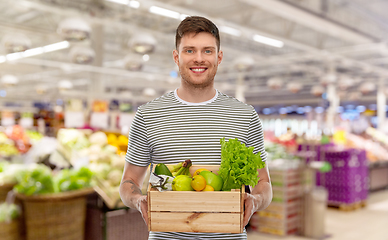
[247, 189, 388, 240]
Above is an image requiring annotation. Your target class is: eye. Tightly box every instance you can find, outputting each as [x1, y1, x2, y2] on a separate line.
[186, 49, 193, 53]
[204, 50, 212, 54]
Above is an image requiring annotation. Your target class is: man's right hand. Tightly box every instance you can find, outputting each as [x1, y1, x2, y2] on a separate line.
[136, 195, 149, 225]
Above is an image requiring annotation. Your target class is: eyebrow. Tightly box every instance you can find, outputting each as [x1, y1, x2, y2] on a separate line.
[182, 46, 216, 50]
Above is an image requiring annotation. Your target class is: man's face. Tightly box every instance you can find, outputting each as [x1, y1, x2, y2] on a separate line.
[173, 32, 223, 89]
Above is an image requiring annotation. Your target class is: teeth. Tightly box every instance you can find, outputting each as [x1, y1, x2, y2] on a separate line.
[192, 68, 206, 72]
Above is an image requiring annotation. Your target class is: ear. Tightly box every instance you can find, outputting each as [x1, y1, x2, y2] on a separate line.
[217, 50, 223, 65]
[173, 49, 179, 65]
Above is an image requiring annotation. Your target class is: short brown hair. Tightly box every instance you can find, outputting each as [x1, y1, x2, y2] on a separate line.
[175, 16, 220, 51]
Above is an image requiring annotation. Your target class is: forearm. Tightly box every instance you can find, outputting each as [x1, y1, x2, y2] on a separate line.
[119, 178, 145, 209]
[251, 180, 272, 211]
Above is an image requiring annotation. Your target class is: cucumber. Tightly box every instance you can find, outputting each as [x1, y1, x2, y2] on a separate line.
[154, 163, 173, 177]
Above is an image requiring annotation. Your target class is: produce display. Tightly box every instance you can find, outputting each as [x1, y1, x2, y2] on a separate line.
[0, 133, 19, 157]
[0, 202, 20, 223]
[13, 164, 93, 196]
[0, 162, 28, 185]
[0, 126, 43, 157]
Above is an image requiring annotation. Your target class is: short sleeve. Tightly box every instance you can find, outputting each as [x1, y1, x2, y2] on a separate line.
[125, 109, 151, 166]
[248, 109, 268, 162]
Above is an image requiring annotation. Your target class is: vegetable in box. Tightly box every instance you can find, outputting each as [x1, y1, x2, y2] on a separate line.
[218, 138, 265, 191]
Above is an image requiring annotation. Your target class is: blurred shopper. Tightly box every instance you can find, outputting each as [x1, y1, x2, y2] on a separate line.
[120, 16, 272, 240]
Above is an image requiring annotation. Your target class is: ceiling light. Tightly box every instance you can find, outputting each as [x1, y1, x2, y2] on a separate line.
[311, 85, 325, 97]
[233, 55, 255, 71]
[1, 33, 32, 53]
[128, 0, 140, 8]
[129, 33, 157, 54]
[69, 45, 95, 64]
[253, 34, 284, 48]
[1, 75, 19, 86]
[44, 41, 70, 52]
[106, 0, 129, 4]
[23, 47, 44, 57]
[58, 80, 73, 90]
[287, 81, 303, 93]
[219, 26, 241, 37]
[6, 52, 23, 61]
[267, 77, 283, 90]
[0, 41, 69, 63]
[57, 18, 91, 41]
[124, 53, 143, 71]
[106, 0, 139, 8]
[149, 6, 180, 19]
[143, 88, 156, 97]
[142, 54, 150, 62]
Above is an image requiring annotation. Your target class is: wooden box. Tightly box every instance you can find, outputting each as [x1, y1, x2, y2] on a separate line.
[147, 165, 244, 233]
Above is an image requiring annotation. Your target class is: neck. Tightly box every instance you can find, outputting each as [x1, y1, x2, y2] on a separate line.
[176, 84, 216, 103]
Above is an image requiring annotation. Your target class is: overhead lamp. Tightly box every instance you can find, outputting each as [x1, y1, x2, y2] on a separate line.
[105, 0, 139, 8]
[359, 82, 375, 95]
[338, 76, 353, 90]
[1, 75, 19, 87]
[310, 85, 325, 97]
[219, 26, 241, 37]
[128, 33, 157, 54]
[57, 18, 91, 41]
[253, 34, 284, 48]
[348, 92, 361, 101]
[233, 55, 255, 72]
[36, 84, 49, 95]
[267, 77, 283, 90]
[58, 80, 73, 90]
[1, 33, 31, 53]
[69, 45, 95, 64]
[320, 73, 337, 87]
[143, 88, 156, 97]
[287, 81, 303, 93]
[124, 53, 143, 71]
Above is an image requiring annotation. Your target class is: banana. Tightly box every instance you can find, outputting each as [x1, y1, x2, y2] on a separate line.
[171, 159, 192, 177]
[169, 162, 183, 173]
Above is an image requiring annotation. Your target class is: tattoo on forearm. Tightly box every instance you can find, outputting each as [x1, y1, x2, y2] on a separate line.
[121, 180, 142, 195]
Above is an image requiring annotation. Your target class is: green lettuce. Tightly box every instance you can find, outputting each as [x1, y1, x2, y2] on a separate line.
[218, 138, 265, 191]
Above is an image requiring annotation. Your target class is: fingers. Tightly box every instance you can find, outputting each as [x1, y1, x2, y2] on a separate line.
[136, 196, 149, 225]
[243, 199, 253, 227]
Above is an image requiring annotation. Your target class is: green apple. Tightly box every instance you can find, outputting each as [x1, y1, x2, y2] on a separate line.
[199, 171, 223, 191]
[172, 175, 194, 191]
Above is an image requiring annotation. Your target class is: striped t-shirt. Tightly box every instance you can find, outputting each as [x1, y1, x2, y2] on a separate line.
[126, 89, 267, 240]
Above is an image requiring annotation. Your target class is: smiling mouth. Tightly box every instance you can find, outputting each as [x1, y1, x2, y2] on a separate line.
[190, 68, 207, 73]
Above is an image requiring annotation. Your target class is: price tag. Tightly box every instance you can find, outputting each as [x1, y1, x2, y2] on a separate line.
[90, 112, 109, 129]
[64, 112, 85, 128]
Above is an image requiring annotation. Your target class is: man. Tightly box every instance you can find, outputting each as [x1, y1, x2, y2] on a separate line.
[120, 16, 272, 239]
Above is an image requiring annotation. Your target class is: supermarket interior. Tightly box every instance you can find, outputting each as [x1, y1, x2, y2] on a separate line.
[1, 0, 388, 240]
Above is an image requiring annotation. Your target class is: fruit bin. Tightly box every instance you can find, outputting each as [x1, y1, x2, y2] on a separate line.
[147, 165, 245, 234]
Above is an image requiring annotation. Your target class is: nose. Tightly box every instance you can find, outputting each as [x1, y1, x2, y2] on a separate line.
[193, 51, 205, 64]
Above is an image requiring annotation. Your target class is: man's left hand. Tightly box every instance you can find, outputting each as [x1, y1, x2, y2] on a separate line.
[243, 192, 262, 227]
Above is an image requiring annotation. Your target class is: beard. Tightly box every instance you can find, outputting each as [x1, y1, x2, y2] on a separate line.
[179, 64, 218, 89]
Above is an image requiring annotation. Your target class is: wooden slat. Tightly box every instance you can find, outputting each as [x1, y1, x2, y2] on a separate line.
[240, 184, 245, 233]
[149, 190, 241, 212]
[150, 212, 242, 233]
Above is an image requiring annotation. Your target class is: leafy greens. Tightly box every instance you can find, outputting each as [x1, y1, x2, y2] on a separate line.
[218, 138, 265, 191]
